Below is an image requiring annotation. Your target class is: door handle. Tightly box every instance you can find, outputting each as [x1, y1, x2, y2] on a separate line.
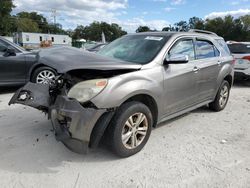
[217, 60, 222, 65]
[193, 66, 200, 72]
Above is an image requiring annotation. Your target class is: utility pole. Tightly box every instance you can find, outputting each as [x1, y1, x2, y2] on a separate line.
[51, 9, 57, 25]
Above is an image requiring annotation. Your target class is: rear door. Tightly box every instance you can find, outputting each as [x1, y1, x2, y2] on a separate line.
[0, 39, 27, 85]
[194, 38, 221, 102]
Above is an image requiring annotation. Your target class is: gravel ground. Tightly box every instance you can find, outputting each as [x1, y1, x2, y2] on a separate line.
[0, 82, 250, 188]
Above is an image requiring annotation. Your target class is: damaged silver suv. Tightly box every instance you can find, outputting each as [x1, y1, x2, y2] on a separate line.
[9, 30, 234, 157]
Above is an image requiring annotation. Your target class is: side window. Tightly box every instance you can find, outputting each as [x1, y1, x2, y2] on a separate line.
[216, 39, 231, 55]
[168, 39, 195, 60]
[195, 40, 217, 59]
[214, 47, 220, 57]
[0, 40, 7, 55]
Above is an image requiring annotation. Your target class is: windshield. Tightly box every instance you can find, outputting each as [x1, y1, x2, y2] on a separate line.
[98, 34, 170, 64]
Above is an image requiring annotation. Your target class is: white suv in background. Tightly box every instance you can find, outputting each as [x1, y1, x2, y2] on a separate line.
[227, 41, 250, 80]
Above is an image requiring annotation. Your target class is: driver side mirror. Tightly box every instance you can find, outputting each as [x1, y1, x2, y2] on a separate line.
[3, 47, 16, 57]
[164, 54, 189, 64]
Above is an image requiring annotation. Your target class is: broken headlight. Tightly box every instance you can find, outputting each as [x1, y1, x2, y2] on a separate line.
[67, 79, 108, 103]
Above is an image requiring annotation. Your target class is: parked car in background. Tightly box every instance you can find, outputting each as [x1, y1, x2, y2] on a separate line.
[0, 36, 59, 86]
[10, 30, 234, 157]
[227, 41, 250, 80]
[87, 43, 108, 52]
[0, 36, 96, 86]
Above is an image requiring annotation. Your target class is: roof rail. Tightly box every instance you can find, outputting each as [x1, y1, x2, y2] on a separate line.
[188, 29, 218, 36]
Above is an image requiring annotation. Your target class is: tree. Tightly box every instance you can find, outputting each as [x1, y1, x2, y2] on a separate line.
[16, 17, 40, 32]
[17, 11, 49, 33]
[162, 27, 171, 31]
[189, 17, 204, 30]
[16, 11, 66, 34]
[0, 0, 15, 35]
[175, 21, 188, 31]
[240, 15, 250, 40]
[72, 22, 126, 42]
[136, 26, 150, 33]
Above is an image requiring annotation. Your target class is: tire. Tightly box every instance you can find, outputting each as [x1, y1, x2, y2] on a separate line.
[209, 80, 230, 112]
[31, 66, 57, 84]
[108, 101, 153, 157]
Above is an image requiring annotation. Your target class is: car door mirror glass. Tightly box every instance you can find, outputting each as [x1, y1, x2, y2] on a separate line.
[165, 54, 189, 64]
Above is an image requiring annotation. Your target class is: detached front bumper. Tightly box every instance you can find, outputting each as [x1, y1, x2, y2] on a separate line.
[9, 82, 113, 154]
[49, 95, 107, 153]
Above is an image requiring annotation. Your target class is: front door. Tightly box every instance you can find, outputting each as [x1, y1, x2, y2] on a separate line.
[0, 39, 26, 85]
[163, 38, 199, 115]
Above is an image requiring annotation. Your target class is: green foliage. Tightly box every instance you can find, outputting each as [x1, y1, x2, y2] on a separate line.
[204, 15, 250, 41]
[72, 22, 127, 42]
[0, 0, 15, 35]
[16, 17, 40, 32]
[175, 21, 188, 31]
[136, 26, 151, 33]
[189, 17, 204, 29]
[172, 15, 250, 41]
[15, 11, 66, 34]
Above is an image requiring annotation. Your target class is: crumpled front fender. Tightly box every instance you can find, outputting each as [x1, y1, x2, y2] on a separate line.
[9, 82, 50, 111]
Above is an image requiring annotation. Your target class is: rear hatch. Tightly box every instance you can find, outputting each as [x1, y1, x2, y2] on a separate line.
[228, 43, 250, 70]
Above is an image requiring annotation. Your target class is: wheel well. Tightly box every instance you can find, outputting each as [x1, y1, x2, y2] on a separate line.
[29, 64, 45, 81]
[29, 64, 57, 81]
[124, 94, 158, 127]
[224, 75, 233, 87]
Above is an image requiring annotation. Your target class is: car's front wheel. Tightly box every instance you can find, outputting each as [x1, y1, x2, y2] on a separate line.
[209, 80, 230, 111]
[31, 67, 57, 84]
[109, 101, 153, 157]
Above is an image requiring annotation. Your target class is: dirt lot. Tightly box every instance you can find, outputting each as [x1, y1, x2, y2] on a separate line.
[0, 82, 250, 188]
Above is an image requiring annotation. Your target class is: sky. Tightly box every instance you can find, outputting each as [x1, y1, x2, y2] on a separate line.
[13, 0, 250, 33]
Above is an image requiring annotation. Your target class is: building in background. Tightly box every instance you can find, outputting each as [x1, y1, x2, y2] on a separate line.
[14, 32, 72, 49]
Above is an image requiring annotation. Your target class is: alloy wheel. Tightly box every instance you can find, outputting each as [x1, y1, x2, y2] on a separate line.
[36, 70, 56, 84]
[122, 112, 148, 149]
[219, 85, 229, 107]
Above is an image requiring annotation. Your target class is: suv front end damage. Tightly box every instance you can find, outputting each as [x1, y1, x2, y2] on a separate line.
[50, 95, 108, 153]
[8, 79, 114, 154]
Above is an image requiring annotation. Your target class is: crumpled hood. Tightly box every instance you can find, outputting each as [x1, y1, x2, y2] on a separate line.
[37, 46, 142, 73]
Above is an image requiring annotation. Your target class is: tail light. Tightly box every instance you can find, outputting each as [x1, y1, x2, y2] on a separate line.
[242, 56, 250, 61]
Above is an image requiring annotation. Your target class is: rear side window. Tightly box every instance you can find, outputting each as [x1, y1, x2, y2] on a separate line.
[169, 39, 195, 60]
[228, 43, 250, 54]
[216, 39, 231, 55]
[195, 40, 219, 59]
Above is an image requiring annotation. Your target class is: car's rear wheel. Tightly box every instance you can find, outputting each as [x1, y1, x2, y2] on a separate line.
[209, 80, 230, 111]
[109, 101, 153, 157]
[31, 67, 57, 84]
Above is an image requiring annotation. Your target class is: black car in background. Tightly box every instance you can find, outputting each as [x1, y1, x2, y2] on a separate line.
[0, 37, 112, 86]
[0, 36, 58, 86]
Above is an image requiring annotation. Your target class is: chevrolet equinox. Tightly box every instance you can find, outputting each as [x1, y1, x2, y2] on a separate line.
[9, 30, 234, 157]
